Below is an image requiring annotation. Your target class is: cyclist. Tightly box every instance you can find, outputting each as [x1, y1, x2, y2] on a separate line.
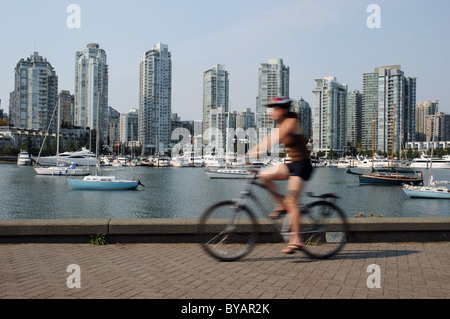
[248, 97, 313, 254]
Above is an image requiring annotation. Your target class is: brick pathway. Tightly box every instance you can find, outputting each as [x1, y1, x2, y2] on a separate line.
[0, 242, 449, 300]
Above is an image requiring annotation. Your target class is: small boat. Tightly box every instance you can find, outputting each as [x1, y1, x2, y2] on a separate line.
[408, 154, 450, 169]
[203, 154, 225, 168]
[34, 163, 91, 176]
[402, 105, 449, 198]
[171, 156, 191, 167]
[34, 148, 97, 166]
[17, 150, 32, 166]
[183, 152, 204, 167]
[67, 175, 141, 190]
[402, 182, 450, 199]
[151, 155, 171, 167]
[205, 168, 259, 179]
[346, 168, 424, 185]
[337, 157, 352, 168]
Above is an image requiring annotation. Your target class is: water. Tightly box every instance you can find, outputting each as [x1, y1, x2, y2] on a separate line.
[0, 164, 449, 220]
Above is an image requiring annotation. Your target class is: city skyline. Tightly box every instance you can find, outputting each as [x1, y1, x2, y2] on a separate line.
[0, 0, 449, 121]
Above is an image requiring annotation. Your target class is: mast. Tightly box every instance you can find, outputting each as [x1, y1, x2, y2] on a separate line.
[428, 103, 439, 186]
[372, 112, 375, 170]
[390, 104, 396, 168]
[95, 100, 100, 175]
[56, 96, 60, 167]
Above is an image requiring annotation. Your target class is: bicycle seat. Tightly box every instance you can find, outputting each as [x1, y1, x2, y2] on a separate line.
[306, 192, 340, 199]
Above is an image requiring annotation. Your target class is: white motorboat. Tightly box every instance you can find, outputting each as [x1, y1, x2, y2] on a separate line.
[151, 155, 171, 167]
[35, 147, 97, 166]
[203, 154, 225, 168]
[17, 150, 32, 166]
[205, 168, 259, 179]
[408, 154, 450, 169]
[337, 158, 352, 168]
[356, 156, 385, 168]
[184, 152, 204, 167]
[171, 156, 190, 167]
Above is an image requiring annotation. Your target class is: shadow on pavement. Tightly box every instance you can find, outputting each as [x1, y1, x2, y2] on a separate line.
[243, 249, 421, 263]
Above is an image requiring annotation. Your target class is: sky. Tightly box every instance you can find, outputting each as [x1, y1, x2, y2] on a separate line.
[0, 0, 449, 121]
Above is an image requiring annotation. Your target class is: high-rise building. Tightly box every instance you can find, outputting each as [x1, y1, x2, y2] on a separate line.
[139, 42, 172, 155]
[425, 112, 450, 142]
[375, 65, 416, 154]
[108, 107, 120, 149]
[345, 90, 362, 146]
[362, 66, 416, 153]
[312, 76, 347, 153]
[256, 58, 289, 133]
[59, 90, 74, 127]
[362, 72, 379, 150]
[9, 52, 58, 132]
[416, 100, 439, 141]
[74, 43, 109, 144]
[294, 98, 312, 140]
[236, 108, 255, 131]
[202, 64, 229, 145]
[120, 108, 139, 145]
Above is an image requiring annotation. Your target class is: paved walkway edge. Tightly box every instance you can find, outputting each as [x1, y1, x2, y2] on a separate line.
[0, 217, 449, 243]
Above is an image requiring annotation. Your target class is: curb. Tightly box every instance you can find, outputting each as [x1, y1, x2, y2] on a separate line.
[0, 217, 449, 244]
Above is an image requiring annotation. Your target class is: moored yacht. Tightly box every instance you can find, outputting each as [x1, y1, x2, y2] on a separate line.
[17, 150, 32, 166]
[408, 154, 450, 169]
[35, 147, 97, 166]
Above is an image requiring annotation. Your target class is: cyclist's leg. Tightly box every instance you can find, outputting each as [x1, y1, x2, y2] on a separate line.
[258, 164, 290, 213]
[281, 176, 306, 252]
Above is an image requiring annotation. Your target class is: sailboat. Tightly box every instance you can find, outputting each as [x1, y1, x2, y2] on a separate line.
[34, 97, 90, 176]
[347, 108, 423, 185]
[67, 106, 142, 190]
[402, 105, 450, 199]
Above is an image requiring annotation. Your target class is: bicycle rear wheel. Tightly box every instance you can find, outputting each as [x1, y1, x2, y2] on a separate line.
[197, 200, 258, 262]
[300, 201, 348, 259]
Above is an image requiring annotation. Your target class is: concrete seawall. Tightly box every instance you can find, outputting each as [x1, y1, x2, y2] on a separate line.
[0, 217, 449, 244]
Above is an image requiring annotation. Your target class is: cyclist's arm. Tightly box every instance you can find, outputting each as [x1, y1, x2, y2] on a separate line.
[248, 118, 296, 158]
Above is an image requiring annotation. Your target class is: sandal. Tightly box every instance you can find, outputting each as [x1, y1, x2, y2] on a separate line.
[268, 209, 287, 219]
[281, 244, 304, 254]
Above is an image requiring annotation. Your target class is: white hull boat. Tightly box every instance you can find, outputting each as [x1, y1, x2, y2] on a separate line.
[171, 157, 191, 167]
[35, 148, 97, 166]
[205, 168, 259, 179]
[402, 184, 450, 199]
[17, 150, 32, 166]
[408, 155, 450, 169]
[34, 164, 91, 176]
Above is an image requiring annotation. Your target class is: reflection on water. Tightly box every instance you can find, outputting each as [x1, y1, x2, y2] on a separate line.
[0, 164, 449, 219]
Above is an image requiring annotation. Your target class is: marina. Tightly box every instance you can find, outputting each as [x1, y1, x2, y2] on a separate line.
[1, 163, 449, 220]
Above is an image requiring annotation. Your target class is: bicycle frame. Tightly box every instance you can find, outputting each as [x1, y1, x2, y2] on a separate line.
[230, 174, 340, 240]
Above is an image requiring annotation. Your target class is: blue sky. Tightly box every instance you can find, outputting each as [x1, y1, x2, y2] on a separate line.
[1, 0, 449, 121]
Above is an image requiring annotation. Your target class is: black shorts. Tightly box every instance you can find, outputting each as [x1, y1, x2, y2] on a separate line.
[286, 158, 313, 181]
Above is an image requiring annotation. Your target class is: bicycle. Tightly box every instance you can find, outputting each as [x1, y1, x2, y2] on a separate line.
[197, 173, 349, 261]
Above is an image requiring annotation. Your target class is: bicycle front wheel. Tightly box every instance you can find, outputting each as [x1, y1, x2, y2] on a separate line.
[300, 201, 348, 259]
[197, 200, 258, 262]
